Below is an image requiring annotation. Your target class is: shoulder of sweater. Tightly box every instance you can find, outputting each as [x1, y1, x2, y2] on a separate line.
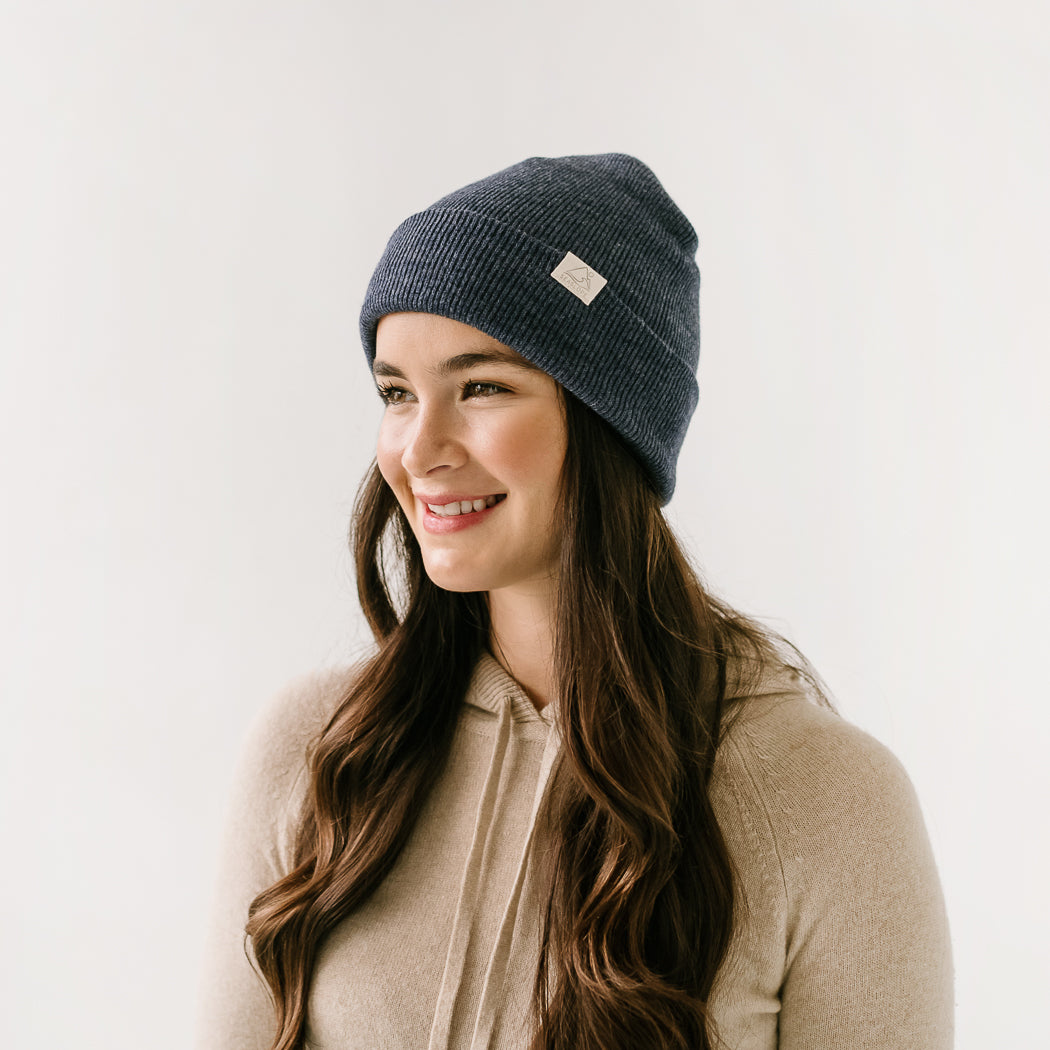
[247, 662, 361, 756]
[718, 684, 915, 815]
[713, 678, 953, 1042]
[714, 676, 929, 894]
[232, 663, 362, 808]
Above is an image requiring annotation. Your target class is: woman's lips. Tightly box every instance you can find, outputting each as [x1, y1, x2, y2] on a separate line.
[417, 493, 506, 534]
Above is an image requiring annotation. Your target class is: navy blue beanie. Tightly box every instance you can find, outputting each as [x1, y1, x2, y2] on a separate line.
[360, 153, 700, 502]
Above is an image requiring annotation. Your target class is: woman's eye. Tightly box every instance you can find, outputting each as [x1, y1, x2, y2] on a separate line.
[376, 384, 411, 405]
[463, 381, 506, 398]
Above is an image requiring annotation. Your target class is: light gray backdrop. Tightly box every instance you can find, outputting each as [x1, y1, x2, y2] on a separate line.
[2, 1, 1047, 1047]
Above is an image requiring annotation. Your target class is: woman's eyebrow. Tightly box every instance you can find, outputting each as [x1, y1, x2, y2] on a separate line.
[373, 347, 541, 379]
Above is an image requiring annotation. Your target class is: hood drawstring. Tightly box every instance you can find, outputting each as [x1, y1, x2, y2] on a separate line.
[426, 700, 513, 1050]
[426, 691, 561, 1050]
[468, 722, 560, 1049]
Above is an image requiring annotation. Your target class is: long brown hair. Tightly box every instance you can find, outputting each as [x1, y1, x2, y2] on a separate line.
[247, 393, 782, 1049]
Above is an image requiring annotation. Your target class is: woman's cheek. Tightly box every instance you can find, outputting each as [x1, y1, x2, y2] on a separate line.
[375, 422, 402, 486]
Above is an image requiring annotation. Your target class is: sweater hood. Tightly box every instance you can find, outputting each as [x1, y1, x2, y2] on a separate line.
[463, 647, 812, 721]
[461, 652, 555, 727]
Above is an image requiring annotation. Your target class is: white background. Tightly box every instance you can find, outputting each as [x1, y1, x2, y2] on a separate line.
[2, 1, 1047, 1046]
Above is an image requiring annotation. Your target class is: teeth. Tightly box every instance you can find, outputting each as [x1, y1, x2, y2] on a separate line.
[425, 495, 503, 517]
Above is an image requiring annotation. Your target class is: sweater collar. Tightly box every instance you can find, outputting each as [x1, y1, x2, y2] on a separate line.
[464, 648, 808, 725]
[464, 651, 555, 726]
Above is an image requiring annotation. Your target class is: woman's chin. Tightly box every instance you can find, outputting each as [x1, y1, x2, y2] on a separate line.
[421, 559, 489, 594]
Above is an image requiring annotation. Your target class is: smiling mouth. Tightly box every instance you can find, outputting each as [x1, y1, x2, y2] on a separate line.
[425, 494, 506, 517]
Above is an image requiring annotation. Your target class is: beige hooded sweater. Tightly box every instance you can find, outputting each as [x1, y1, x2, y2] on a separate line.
[195, 654, 953, 1049]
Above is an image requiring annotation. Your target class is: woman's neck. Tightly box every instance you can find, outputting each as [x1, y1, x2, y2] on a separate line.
[486, 585, 557, 710]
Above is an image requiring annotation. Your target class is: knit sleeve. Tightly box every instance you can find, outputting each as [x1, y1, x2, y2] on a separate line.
[719, 694, 954, 1049]
[193, 668, 352, 1050]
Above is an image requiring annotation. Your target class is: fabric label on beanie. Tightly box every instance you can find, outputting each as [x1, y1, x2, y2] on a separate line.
[551, 251, 607, 306]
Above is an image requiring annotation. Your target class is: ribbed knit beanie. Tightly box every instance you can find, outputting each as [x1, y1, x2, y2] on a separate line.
[360, 153, 700, 502]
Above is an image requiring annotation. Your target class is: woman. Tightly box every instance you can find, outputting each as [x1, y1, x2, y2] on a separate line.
[197, 154, 953, 1049]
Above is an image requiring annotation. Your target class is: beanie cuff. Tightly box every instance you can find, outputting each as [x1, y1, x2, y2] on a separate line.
[361, 208, 698, 502]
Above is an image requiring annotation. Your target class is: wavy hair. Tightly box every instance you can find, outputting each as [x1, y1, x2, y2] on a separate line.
[246, 392, 785, 1049]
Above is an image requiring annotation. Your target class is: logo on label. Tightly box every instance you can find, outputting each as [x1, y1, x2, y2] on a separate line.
[550, 251, 607, 306]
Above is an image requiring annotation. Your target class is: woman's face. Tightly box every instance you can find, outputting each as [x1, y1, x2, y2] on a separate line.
[374, 312, 568, 598]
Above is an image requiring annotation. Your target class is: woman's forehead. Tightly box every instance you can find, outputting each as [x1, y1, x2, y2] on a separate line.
[374, 313, 542, 375]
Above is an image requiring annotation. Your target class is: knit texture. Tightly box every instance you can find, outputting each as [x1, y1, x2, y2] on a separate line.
[360, 154, 701, 502]
[195, 657, 954, 1049]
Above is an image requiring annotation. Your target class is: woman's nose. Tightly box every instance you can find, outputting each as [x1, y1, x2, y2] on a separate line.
[400, 404, 467, 478]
